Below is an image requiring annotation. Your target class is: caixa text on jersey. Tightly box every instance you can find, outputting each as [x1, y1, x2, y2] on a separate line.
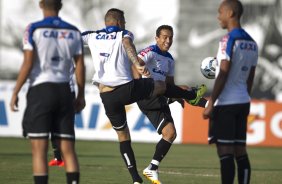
[43, 30, 75, 39]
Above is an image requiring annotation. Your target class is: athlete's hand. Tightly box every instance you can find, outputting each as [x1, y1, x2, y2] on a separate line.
[203, 104, 213, 119]
[135, 64, 150, 77]
[10, 94, 19, 112]
[74, 96, 86, 113]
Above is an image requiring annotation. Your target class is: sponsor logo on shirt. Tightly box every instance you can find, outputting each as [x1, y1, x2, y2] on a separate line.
[100, 53, 110, 57]
[240, 42, 257, 51]
[220, 35, 229, 54]
[139, 47, 153, 57]
[23, 24, 31, 45]
[51, 56, 64, 62]
[152, 68, 166, 76]
[43, 30, 74, 39]
[241, 66, 249, 71]
[96, 33, 116, 40]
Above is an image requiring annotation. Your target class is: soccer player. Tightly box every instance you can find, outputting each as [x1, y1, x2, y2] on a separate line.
[10, 0, 85, 183]
[136, 25, 207, 184]
[82, 8, 206, 184]
[48, 67, 76, 167]
[203, 1, 258, 184]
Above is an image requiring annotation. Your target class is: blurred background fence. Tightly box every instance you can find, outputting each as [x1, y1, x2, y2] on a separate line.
[0, 0, 282, 100]
[0, 0, 282, 146]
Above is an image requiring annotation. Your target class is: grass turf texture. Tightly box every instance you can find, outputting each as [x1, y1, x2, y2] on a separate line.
[0, 137, 281, 183]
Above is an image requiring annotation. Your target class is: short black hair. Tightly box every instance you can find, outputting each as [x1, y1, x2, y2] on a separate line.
[224, 0, 244, 19]
[41, 0, 62, 11]
[156, 25, 173, 37]
[105, 8, 125, 22]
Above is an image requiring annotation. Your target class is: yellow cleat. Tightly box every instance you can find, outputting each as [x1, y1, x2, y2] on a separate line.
[188, 84, 207, 106]
[143, 167, 162, 184]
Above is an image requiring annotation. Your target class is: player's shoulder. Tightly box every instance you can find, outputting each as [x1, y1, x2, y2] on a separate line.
[139, 45, 173, 60]
[228, 28, 256, 42]
[28, 17, 80, 32]
[58, 19, 80, 31]
[122, 29, 134, 37]
[138, 45, 155, 56]
[81, 30, 96, 36]
[152, 45, 174, 60]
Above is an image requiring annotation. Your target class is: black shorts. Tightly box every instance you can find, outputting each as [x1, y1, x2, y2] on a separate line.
[208, 103, 250, 145]
[22, 82, 75, 140]
[100, 79, 154, 130]
[137, 96, 173, 134]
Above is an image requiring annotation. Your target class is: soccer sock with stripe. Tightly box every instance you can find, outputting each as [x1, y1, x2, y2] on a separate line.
[66, 172, 80, 184]
[164, 84, 196, 100]
[149, 138, 172, 170]
[34, 175, 48, 184]
[236, 154, 251, 184]
[120, 140, 143, 183]
[219, 154, 235, 184]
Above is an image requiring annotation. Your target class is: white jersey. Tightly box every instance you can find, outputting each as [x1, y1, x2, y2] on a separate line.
[23, 16, 82, 87]
[215, 28, 258, 106]
[138, 44, 174, 81]
[82, 26, 134, 87]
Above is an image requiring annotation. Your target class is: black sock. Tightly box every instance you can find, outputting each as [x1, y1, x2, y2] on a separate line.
[236, 155, 251, 184]
[54, 149, 62, 161]
[34, 175, 48, 184]
[164, 84, 196, 100]
[120, 141, 142, 183]
[219, 154, 235, 184]
[149, 139, 172, 170]
[66, 172, 80, 184]
[51, 139, 62, 161]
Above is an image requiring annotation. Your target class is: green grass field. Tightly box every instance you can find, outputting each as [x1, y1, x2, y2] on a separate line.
[0, 137, 281, 184]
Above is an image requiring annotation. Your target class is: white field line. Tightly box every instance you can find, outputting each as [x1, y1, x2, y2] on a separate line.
[159, 170, 219, 177]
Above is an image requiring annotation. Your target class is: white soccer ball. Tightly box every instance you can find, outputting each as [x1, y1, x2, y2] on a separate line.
[200, 57, 217, 79]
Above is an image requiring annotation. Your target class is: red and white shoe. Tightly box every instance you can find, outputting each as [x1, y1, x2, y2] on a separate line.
[48, 159, 64, 167]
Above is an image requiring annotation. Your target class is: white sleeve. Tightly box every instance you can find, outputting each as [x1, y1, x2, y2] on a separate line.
[22, 24, 34, 50]
[138, 48, 153, 64]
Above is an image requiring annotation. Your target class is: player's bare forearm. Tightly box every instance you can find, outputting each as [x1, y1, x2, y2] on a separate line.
[122, 37, 140, 66]
[74, 54, 86, 112]
[10, 50, 34, 111]
[247, 66, 256, 95]
[210, 70, 228, 105]
[74, 54, 85, 98]
[14, 51, 33, 94]
[210, 60, 230, 105]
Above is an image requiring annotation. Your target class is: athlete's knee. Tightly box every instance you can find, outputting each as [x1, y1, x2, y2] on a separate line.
[234, 145, 247, 157]
[161, 123, 177, 143]
[116, 126, 131, 142]
[216, 144, 234, 157]
[153, 81, 166, 96]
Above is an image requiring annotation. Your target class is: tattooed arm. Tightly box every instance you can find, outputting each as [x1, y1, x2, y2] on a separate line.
[122, 37, 150, 77]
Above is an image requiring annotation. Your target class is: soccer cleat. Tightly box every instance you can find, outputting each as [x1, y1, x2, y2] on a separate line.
[187, 84, 207, 106]
[143, 167, 162, 184]
[133, 182, 142, 184]
[58, 160, 65, 167]
[48, 159, 64, 167]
